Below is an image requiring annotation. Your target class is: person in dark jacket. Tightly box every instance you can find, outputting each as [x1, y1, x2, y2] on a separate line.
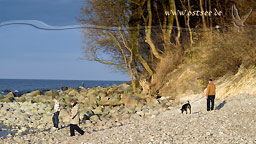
[205, 79, 216, 111]
[70, 99, 84, 136]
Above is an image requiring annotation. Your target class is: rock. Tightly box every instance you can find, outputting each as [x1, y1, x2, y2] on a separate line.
[0, 94, 4, 100]
[26, 90, 41, 96]
[119, 84, 132, 92]
[79, 91, 88, 96]
[68, 89, 77, 96]
[146, 98, 160, 106]
[98, 92, 107, 100]
[92, 107, 103, 114]
[123, 94, 142, 107]
[136, 111, 145, 117]
[61, 86, 68, 91]
[90, 115, 100, 123]
[15, 97, 26, 102]
[88, 94, 97, 106]
[85, 120, 93, 127]
[6, 92, 16, 97]
[3, 89, 11, 93]
[45, 90, 59, 97]
[76, 94, 86, 102]
[97, 118, 107, 126]
[42, 89, 50, 94]
[130, 113, 141, 120]
[66, 87, 77, 93]
[60, 110, 70, 123]
[41, 115, 52, 124]
[1, 97, 15, 102]
[111, 115, 122, 122]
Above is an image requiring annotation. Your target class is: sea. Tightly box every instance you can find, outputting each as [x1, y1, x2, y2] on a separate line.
[0, 79, 125, 95]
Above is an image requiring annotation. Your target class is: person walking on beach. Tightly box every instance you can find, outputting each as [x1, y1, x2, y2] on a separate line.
[70, 99, 84, 136]
[52, 97, 60, 129]
[205, 79, 216, 111]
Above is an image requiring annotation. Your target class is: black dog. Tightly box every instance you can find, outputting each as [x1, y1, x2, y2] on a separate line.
[181, 101, 191, 114]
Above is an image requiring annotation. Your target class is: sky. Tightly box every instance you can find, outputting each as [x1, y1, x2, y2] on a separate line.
[0, 0, 129, 81]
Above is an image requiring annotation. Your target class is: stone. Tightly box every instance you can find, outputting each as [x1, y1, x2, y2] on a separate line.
[0, 97, 15, 102]
[88, 94, 97, 106]
[26, 90, 41, 96]
[79, 91, 88, 96]
[85, 120, 93, 127]
[130, 113, 141, 120]
[45, 90, 59, 97]
[136, 111, 145, 117]
[6, 92, 16, 97]
[119, 84, 132, 92]
[3, 89, 11, 93]
[90, 115, 100, 123]
[61, 86, 68, 91]
[92, 106, 103, 114]
[68, 90, 77, 96]
[42, 116, 52, 124]
[123, 94, 142, 107]
[66, 87, 77, 93]
[60, 110, 70, 123]
[15, 97, 26, 102]
[98, 92, 107, 100]
[0, 94, 4, 100]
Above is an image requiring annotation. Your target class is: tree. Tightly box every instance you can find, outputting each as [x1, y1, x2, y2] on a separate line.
[79, 0, 248, 95]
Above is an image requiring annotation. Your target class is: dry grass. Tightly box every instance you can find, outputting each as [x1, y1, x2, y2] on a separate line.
[155, 26, 256, 97]
[200, 26, 256, 83]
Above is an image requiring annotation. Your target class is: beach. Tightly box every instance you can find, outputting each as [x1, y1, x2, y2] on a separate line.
[1, 92, 255, 143]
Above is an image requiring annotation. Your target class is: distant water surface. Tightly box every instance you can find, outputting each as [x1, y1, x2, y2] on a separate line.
[0, 79, 125, 95]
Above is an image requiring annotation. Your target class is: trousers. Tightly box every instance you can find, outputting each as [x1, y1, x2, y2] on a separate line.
[70, 124, 84, 136]
[207, 95, 215, 111]
[52, 111, 60, 128]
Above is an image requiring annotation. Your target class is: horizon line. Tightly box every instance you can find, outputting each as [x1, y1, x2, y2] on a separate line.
[0, 78, 129, 82]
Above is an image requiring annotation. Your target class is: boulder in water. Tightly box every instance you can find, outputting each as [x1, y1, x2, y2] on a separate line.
[61, 86, 68, 91]
[3, 89, 11, 93]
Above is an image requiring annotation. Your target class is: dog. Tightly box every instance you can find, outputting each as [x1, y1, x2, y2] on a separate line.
[181, 101, 191, 114]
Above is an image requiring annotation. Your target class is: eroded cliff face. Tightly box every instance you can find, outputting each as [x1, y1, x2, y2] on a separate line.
[158, 64, 256, 101]
[215, 65, 256, 100]
[158, 63, 204, 99]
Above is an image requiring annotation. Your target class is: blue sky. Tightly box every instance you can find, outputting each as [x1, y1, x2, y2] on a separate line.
[0, 0, 129, 81]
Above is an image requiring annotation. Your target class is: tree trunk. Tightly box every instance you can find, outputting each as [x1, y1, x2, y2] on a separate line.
[145, 0, 162, 60]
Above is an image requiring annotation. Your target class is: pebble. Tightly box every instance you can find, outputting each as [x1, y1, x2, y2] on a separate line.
[1, 94, 256, 143]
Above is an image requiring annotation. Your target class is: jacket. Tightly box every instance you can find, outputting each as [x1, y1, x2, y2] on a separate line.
[54, 100, 60, 113]
[206, 83, 216, 96]
[70, 104, 80, 124]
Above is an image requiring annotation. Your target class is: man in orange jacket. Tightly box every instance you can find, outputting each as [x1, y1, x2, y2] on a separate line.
[206, 79, 216, 111]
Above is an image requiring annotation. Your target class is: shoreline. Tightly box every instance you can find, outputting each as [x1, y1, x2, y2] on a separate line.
[0, 79, 126, 95]
[0, 84, 171, 139]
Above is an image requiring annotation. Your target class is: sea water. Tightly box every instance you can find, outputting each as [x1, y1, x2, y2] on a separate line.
[0, 79, 125, 95]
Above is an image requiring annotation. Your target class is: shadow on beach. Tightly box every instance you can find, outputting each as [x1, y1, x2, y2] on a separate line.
[215, 100, 227, 110]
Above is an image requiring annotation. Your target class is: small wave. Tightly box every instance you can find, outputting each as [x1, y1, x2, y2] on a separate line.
[14, 90, 19, 93]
